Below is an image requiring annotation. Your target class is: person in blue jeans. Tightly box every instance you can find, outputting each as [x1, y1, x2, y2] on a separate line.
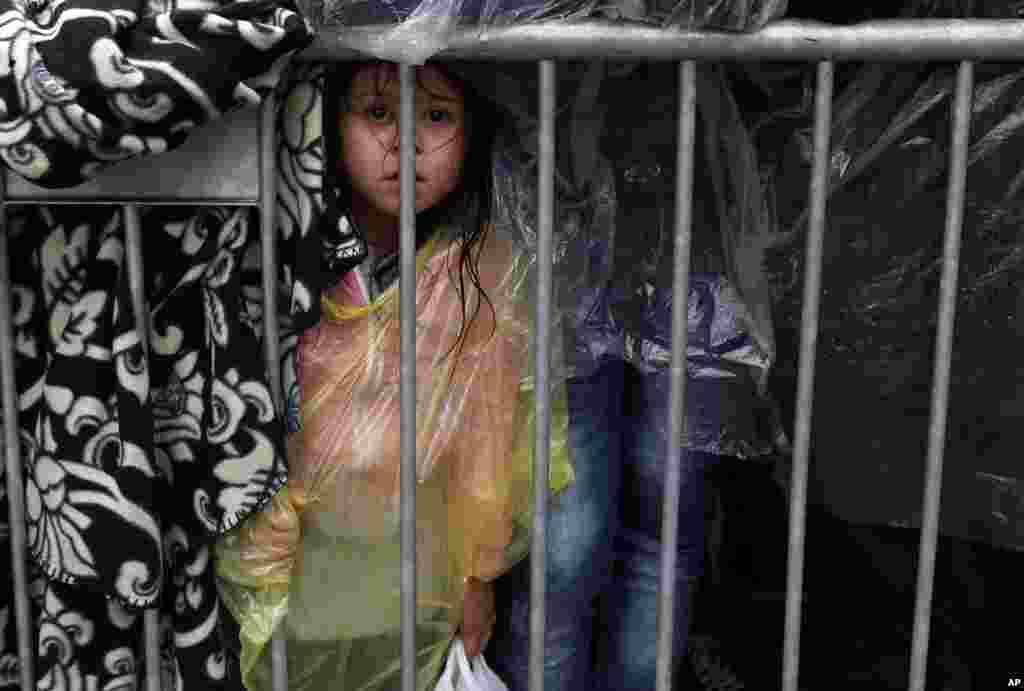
[488, 62, 779, 690]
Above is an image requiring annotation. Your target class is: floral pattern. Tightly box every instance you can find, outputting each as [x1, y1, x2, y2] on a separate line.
[0, 204, 280, 689]
[0, 6, 320, 688]
[23, 213, 163, 602]
[0, 0, 312, 188]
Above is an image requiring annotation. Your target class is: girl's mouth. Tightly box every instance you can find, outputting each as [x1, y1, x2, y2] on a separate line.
[384, 172, 426, 182]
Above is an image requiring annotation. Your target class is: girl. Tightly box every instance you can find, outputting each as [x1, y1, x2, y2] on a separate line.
[217, 61, 571, 691]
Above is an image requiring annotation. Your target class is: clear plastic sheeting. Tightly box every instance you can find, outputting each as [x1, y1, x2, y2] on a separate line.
[217, 60, 575, 689]
[763, 0, 1024, 552]
[610, 0, 788, 29]
[303, 0, 597, 62]
[300, 0, 787, 63]
[450, 58, 779, 393]
[596, 61, 781, 459]
[217, 225, 573, 690]
[431, 60, 622, 379]
[448, 59, 781, 457]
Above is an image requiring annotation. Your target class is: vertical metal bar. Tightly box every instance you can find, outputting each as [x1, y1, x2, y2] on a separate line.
[0, 173, 35, 691]
[528, 59, 556, 691]
[653, 60, 697, 691]
[259, 93, 283, 410]
[123, 204, 164, 691]
[908, 59, 973, 691]
[782, 60, 833, 691]
[258, 92, 289, 691]
[399, 63, 418, 691]
[124, 206, 150, 353]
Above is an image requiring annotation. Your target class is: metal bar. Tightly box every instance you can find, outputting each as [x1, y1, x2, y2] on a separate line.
[4, 108, 261, 206]
[654, 59, 697, 691]
[123, 206, 150, 355]
[122, 204, 164, 691]
[399, 63, 417, 691]
[301, 18, 1024, 63]
[0, 170, 35, 691]
[908, 59, 973, 691]
[258, 94, 283, 434]
[257, 92, 289, 691]
[8, 199, 260, 207]
[528, 59, 556, 691]
[782, 60, 834, 691]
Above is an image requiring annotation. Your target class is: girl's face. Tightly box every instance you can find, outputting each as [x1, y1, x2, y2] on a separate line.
[340, 63, 468, 225]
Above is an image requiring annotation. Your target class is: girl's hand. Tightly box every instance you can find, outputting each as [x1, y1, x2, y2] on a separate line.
[460, 577, 496, 658]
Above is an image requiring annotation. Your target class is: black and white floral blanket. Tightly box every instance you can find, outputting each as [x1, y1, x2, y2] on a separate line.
[0, 2, 316, 688]
[0, 0, 311, 187]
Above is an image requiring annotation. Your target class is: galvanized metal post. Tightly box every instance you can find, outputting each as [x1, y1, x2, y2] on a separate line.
[257, 92, 290, 691]
[654, 59, 697, 691]
[0, 176, 35, 691]
[528, 58, 556, 691]
[303, 19, 1024, 62]
[399, 62, 418, 691]
[122, 204, 165, 691]
[908, 59, 974, 691]
[782, 60, 833, 691]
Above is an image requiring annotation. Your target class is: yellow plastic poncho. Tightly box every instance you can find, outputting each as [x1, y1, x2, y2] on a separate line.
[216, 227, 572, 691]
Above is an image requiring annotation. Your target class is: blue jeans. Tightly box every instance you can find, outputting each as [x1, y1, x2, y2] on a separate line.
[489, 363, 717, 691]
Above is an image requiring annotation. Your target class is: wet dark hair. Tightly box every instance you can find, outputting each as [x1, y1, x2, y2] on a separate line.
[325, 60, 501, 359]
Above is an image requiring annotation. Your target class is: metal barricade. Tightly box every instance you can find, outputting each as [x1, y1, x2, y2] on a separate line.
[0, 17, 1005, 691]
[0, 104, 270, 691]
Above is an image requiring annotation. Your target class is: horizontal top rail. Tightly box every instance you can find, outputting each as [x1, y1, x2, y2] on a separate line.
[302, 18, 1024, 62]
[3, 107, 260, 206]
[4, 19, 1021, 204]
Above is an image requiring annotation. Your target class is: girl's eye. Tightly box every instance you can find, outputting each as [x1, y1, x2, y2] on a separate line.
[427, 109, 451, 123]
[367, 104, 391, 121]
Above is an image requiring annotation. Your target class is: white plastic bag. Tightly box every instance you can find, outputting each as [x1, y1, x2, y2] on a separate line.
[435, 639, 509, 691]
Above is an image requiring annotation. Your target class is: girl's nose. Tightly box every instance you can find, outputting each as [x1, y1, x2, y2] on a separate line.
[387, 127, 424, 155]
